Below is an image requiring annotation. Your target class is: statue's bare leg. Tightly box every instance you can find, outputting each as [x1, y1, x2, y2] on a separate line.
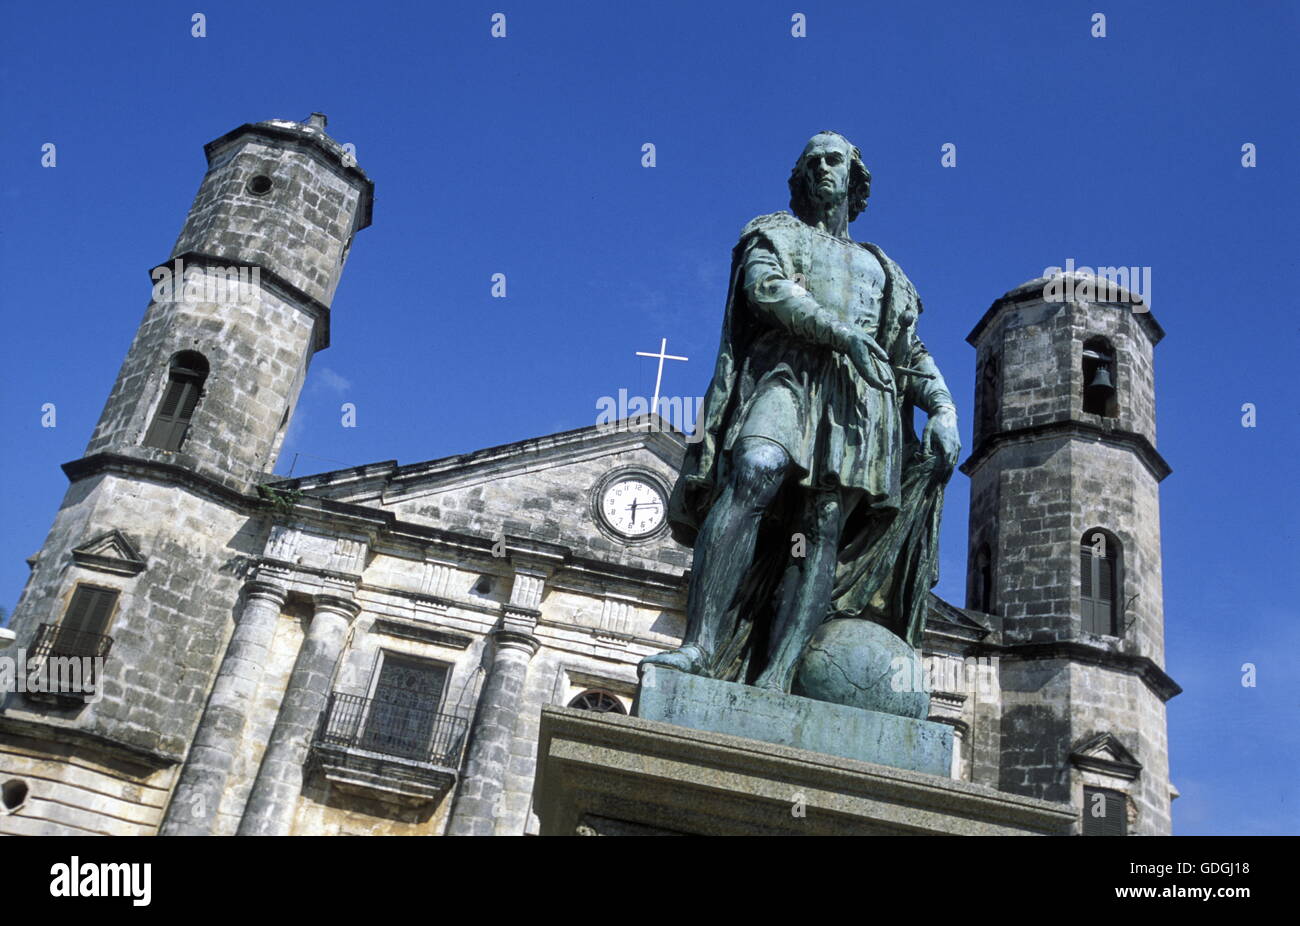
[640, 437, 792, 676]
[753, 487, 842, 692]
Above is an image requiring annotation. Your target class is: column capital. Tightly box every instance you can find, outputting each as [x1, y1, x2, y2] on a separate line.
[312, 594, 361, 621]
[245, 579, 289, 606]
[492, 627, 541, 658]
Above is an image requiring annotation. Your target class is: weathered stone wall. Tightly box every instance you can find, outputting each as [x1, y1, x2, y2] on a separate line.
[175, 131, 365, 307]
[0, 471, 266, 837]
[84, 280, 317, 491]
[3, 474, 264, 758]
[0, 729, 174, 835]
[1066, 664, 1172, 835]
[975, 291, 1158, 444]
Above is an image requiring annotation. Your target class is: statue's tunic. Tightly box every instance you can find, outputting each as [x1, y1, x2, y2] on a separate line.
[730, 223, 895, 501]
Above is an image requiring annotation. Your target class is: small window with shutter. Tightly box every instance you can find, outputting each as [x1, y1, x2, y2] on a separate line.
[1080, 530, 1120, 636]
[1082, 786, 1127, 836]
[58, 584, 119, 653]
[144, 352, 208, 452]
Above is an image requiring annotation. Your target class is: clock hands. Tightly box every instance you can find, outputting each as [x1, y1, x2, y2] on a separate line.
[603, 479, 665, 535]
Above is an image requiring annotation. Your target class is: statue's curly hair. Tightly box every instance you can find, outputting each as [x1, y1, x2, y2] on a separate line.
[788, 131, 872, 223]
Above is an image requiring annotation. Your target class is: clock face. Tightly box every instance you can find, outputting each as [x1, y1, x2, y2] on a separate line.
[599, 476, 666, 538]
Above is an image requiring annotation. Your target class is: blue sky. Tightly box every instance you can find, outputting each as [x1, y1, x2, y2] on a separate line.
[1, 1, 1296, 835]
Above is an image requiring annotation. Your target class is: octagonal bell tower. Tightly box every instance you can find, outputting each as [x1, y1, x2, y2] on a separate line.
[84, 113, 374, 491]
[961, 273, 1180, 835]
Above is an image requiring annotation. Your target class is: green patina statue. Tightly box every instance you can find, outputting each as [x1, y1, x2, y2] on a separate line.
[640, 131, 961, 701]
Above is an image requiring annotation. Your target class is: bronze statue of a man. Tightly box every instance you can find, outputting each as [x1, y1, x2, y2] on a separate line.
[642, 131, 961, 695]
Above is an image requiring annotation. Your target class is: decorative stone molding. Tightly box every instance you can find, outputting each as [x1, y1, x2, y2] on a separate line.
[1069, 732, 1143, 781]
[419, 561, 453, 598]
[598, 596, 636, 636]
[370, 617, 473, 650]
[312, 593, 363, 623]
[71, 530, 146, 577]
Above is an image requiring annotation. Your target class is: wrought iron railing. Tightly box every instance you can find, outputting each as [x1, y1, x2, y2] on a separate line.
[25, 623, 113, 702]
[314, 692, 468, 767]
[31, 623, 114, 660]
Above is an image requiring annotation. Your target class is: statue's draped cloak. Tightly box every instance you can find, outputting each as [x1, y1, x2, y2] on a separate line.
[667, 212, 949, 674]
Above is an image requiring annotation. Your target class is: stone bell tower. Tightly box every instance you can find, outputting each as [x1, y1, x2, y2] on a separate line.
[84, 111, 372, 492]
[960, 273, 1180, 835]
[0, 115, 372, 835]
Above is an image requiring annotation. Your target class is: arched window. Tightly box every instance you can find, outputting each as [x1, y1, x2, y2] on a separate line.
[567, 690, 626, 714]
[1081, 336, 1118, 418]
[1080, 529, 1121, 636]
[972, 544, 994, 614]
[144, 352, 208, 451]
[977, 352, 1000, 438]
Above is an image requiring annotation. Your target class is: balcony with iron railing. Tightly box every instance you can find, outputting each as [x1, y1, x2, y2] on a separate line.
[23, 623, 113, 705]
[308, 692, 469, 805]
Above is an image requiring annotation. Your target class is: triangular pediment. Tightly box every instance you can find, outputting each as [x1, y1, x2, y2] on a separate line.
[72, 529, 146, 576]
[278, 417, 687, 508]
[925, 593, 991, 639]
[1070, 732, 1142, 780]
[270, 418, 693, 563]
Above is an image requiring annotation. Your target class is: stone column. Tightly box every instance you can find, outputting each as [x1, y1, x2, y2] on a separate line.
[236, 593, 359, 836]
[928, 690, 969, 781]
[445, 614, 540, 836]
[160, 579, 286, 835]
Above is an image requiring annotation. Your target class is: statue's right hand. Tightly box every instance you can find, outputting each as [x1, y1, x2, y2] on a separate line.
[843, 332, 895, 394]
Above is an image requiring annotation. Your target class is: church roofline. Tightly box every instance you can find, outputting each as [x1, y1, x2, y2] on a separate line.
[926, 593, 993, 640]
[967, 273, 1165, 348]
[271, 415, 688, 496]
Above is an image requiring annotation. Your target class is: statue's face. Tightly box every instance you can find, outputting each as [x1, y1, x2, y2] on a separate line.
[799, 134, 852, 209]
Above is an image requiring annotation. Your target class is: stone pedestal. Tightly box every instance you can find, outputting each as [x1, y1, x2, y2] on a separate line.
[635, 665, 952, 776]
[533, 706, 1076, 836]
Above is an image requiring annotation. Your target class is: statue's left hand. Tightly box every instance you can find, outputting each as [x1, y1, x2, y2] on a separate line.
[924, 406, 961, 477]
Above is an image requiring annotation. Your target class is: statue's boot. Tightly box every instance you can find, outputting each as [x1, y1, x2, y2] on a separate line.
[638, 644, 709, 676]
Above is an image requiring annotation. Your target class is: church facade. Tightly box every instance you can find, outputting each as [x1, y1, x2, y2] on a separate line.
[0, 116, 1178, 836]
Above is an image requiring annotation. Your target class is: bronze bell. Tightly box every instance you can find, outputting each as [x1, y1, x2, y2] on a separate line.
[1085, 364, 1115, 406]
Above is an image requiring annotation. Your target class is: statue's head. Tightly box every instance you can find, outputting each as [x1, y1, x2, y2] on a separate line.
[788, 131, 872, 224]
